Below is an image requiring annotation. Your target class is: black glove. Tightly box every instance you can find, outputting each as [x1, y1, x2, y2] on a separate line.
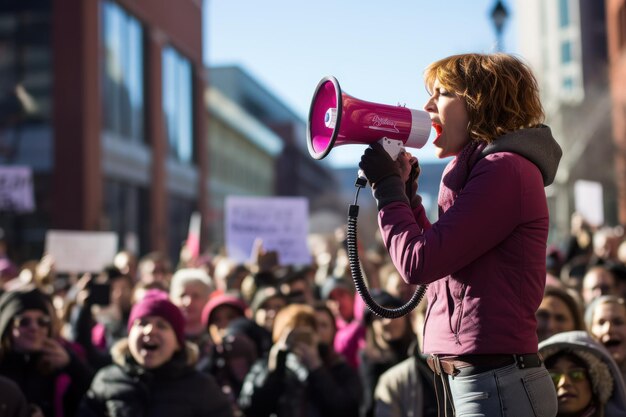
[358, 142, 401, 187]
[405, 160, 422, 209]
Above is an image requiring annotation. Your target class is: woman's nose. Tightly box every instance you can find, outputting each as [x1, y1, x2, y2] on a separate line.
[423, 96, 435, 112]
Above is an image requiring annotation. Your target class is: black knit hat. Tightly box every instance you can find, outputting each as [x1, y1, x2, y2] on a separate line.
[0, 287, 51, 338]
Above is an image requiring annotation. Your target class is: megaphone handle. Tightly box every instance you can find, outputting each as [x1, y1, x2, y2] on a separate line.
[357, 137, 405, 182]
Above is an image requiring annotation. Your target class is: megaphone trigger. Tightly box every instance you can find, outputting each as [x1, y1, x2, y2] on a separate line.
[381, 137, 405, 161]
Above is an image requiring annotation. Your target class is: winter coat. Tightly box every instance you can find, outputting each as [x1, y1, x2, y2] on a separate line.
[0, 347, 93, 417]
[238, 351, 362, 417]
[0, 375, 29, 417]
[378, 126, 562, 355]
[539, 331, 626, 417]
[77, 340, 232, 417]
[373, 354, 438, 417]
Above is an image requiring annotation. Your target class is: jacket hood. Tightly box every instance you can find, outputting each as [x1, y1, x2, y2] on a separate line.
[482, 125, 562, 186]
[539, 331, 626, 416]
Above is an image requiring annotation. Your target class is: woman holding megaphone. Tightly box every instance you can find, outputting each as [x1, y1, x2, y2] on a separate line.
[358, 53, 562, 417]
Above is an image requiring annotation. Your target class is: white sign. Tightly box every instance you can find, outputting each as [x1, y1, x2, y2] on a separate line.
[225, 196, 311, 265]
[45, 230, 119, 273]
[574, 180, 604, 227]
[0, 166, 35, 212]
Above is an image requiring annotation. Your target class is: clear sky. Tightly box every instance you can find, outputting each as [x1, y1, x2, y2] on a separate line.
[203, 0, 518, 167]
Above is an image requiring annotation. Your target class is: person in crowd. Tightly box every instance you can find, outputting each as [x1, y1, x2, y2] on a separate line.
[78, 290, 232, 417]
[320, 277, 366, 369]
[373, 340, 438, 417]
[0, 287, 93, 417]
[279, 267, 316, 305]
[564, 212, 595, 265]
[585, 295, 626, 381]
[320, 277, 355, 326]
[249, 285, 287, 334]
[238, 303, 362, 417]
[537, 285, 585, 342]
[358, 53, 561, 415]
[90, 266, 134, 351]
[582, 266, 618, 307]
[137, 252, 172, 289]
[0, 375, 29, 417]
[359, 291, 415, 417]
[378, 262, 418, 304]
[199, 317, 262, 415]
[201, 293, 248, 345]
[169, 268, 214, 355]
[113, 250, 138, 283]
[539, 330, 626, 417]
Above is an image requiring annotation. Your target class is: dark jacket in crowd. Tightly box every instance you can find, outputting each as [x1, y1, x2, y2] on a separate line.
[78, 339, 232, 417]
[0, 375, 29, 417]
[238, 351, 362, 417]
[0, 288, 93, 417]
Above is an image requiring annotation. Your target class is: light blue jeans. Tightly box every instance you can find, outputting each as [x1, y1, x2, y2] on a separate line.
[447, 363, 558, 417]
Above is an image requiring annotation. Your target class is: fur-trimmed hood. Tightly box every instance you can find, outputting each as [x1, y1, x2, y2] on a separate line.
[539, 331, 626, 416]
[110, 338, 199, 370]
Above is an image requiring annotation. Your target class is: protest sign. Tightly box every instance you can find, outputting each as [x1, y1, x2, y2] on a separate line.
[574, 180, 604, 227]
[225, 196, 311, 265]
[45, 230, 118, 273]
[0, 166, 35, 212]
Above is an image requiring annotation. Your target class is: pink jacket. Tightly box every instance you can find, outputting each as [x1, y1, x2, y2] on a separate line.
[378, 127, 561, 355]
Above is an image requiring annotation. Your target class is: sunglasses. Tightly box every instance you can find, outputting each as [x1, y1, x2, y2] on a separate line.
[13, 315, 52, 329]
[549, 368, 588, 385]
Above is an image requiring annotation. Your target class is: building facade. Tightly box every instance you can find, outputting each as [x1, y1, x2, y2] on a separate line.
[517, 0, 617, 242]
[606, 0, 626, 224]
[0, 0, 208, 264]
[208, 66, 340, 223]
[205, 85, 283, 248]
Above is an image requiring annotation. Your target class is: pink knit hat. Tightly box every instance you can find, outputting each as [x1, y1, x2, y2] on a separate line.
[201, 294, 247, 327]
[128, 290, 186, 347]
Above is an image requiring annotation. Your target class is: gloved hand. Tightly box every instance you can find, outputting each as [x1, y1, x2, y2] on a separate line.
[359, 143, 409, 210]
[358, 142, 401, 187]
[405, 160, 422, 209]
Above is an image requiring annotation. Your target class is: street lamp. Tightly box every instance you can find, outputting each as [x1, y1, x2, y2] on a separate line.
[490, 0, 509, 51]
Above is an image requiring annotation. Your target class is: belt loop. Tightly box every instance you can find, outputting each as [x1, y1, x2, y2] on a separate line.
[431, 354, 442, 376]
[515, 354, 526, 369]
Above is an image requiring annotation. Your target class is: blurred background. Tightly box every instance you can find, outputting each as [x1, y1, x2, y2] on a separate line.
[0, 0, 624, 267]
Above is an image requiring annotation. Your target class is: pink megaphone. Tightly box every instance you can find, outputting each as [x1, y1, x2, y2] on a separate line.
[307, 76, 431, 160]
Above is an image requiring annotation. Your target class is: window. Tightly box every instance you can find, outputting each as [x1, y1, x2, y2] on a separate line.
[559, 0, 570, 28]
[562, 76, 574, 91]
[101, 0, 144, 142]
[162, 47, 193, 163]
[561, 41, 572, 64]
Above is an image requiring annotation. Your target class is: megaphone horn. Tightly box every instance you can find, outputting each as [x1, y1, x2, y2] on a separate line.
[306, 76, 432, 160]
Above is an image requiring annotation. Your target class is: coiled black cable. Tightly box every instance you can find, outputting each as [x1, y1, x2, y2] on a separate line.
[346, 176, 427, 318]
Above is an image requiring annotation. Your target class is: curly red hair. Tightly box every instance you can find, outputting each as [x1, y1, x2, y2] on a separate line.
[424, 53, 545, 143]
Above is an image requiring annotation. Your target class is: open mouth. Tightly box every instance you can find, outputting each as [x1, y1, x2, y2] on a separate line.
[603, 338, 622, 349]
[432, 122, 442, 140]
[141, 340, 160, 352]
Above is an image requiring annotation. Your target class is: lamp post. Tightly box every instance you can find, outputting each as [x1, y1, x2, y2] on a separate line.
[490, 0, 509, 52]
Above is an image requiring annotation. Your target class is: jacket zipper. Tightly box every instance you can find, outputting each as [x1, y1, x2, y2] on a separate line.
[454, 284, 467, 346]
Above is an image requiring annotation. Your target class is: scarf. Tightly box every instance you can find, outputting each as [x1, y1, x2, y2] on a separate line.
[438, 140, 487, 215]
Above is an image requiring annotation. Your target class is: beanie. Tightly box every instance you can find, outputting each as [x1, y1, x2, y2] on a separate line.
[201, 293, 247, 327]
[128, 289, 186, 347]
[0, 287, 50, 338]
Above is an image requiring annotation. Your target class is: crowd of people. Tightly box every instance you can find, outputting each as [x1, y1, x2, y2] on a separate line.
[0, 212, 625, 417]
[4, 50, 626, 417]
